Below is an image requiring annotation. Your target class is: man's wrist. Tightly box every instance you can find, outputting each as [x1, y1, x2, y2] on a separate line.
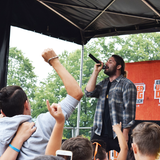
[123, 128, 130, 132]
[10, 137, 24, 151]
[48, 56, 59, 65]
[93, 70, 99, 78]
[56, 118, 65, 125]
[14, 135, 25, 145]
[50, 58, 60, 67]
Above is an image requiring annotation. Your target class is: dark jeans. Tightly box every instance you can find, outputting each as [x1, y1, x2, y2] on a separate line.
[91, 133, 120, 152]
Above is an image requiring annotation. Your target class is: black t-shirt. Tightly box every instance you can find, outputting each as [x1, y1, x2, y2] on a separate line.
[101, 81, 113, 138]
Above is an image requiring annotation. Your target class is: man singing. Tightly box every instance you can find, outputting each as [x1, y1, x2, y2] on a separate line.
[85, 55, 137, 152]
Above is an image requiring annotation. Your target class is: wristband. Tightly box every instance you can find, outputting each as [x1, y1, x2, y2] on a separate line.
[48, 56, 59, 65]
[9, 144, 20, 152]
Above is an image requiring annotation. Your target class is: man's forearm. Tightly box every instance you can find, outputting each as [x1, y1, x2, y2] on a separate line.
[123, 128, 130, 142]
[45, 121, 64, 156]
[86, 62, 103, 92]
[0, 137, 23, 160]
[86, 71, 98, 92]
[42, 49, 83, 101]
[51, 59, 83, 100]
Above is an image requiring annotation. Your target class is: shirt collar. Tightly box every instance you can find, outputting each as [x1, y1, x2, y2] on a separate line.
[105, 74, 124, 83]
[113, 74, 124, 83]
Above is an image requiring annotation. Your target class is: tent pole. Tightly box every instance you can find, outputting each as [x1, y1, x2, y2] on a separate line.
[76, 44, 84, 136]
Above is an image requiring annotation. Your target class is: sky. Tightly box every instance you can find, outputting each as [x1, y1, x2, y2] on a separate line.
[9, 26, 82, 82]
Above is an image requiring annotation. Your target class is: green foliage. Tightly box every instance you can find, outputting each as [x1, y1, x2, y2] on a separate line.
[31, 33, 160, 138]
[7, 47, 37, 100]
[101, 33, 160, 62]
[80, 134, 91, 141]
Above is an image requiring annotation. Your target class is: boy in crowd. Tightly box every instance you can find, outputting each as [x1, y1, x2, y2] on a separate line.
[132, 122, 160, 160]
[0, 48, 83, 160]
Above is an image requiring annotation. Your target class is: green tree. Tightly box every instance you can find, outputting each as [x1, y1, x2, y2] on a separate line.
[95, 33, 160, 62]
[7, 47, 37, 100]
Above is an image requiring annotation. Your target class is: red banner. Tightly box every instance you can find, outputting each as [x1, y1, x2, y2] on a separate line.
[125, 60, 160, 120]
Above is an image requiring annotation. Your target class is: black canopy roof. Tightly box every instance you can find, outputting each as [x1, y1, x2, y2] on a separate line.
[10, 0, 160, 45]
[1, 0, 160, 89]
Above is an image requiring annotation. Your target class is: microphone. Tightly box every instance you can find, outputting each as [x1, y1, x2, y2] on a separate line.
[89, 54, 106, 69]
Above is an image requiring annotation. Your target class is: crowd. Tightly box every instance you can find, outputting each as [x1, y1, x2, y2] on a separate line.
[0, 48, 160, 160]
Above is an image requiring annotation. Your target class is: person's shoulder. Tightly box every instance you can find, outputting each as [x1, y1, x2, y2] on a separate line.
[0, 115, 32, 143]
[99, 77, 109, 84]
[0, 115, 31, 122]
[121, 76, 134, 84]
[120, 76, 136, 89]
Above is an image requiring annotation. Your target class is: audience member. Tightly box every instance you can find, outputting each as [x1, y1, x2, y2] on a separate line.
[132, 122, 160, 160]
[61, 136, 93, 160]
[91, 139, 107, 160]
[33, 155, 65, 160]
[0, 48, 83, 160]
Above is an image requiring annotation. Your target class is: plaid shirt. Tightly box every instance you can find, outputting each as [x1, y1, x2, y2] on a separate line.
[85, 75, 137, 138]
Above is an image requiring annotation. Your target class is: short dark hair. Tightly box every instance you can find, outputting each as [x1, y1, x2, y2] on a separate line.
[33, 155, 65, 160]
[112, 55, 126, 77]
[0, 86, 27, 117]
[91, 139, 106, 160]
[132, 122, 160, 157]
[61, 136, 93, 160]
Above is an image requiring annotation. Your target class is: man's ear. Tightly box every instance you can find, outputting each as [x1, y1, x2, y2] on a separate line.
[23, 100, 31, 115]
[117, 64, 122, 70]
[132, 143, 138, 154]
[24, 100, 30, 111]
[0, 110, 6, 117]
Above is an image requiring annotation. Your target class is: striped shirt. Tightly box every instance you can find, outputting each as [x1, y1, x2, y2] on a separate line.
[85, 75, 137, 138]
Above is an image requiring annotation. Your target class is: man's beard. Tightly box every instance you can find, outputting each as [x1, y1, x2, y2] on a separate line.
[104, 65, 117, 76]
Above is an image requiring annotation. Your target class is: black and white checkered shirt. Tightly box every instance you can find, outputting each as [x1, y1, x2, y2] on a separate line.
[85, 75, 137, 138]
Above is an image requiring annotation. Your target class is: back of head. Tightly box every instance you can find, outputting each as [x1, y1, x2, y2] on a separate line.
[91, 139, 106, 160]
[112, 55, 126, 77]
[132, 122, 160, 157]
[33, 155, 65, 160]
[0, 86, 27, 117]
[61, 136, 93, 160]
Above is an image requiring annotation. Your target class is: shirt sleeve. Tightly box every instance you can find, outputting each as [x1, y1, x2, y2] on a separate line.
[84, 81, 104, 98]
[59, 94, 79, 120]
[35, 95, 79, 139]
[123, 82, 137, 128]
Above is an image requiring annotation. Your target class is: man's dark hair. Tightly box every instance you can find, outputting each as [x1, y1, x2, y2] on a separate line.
[61, 136, 93, 160]
[132, 122, 160, 157]
[112, 55, 126, 77]
[33, 155, 65, 160]
[0, 86, 27, 117]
